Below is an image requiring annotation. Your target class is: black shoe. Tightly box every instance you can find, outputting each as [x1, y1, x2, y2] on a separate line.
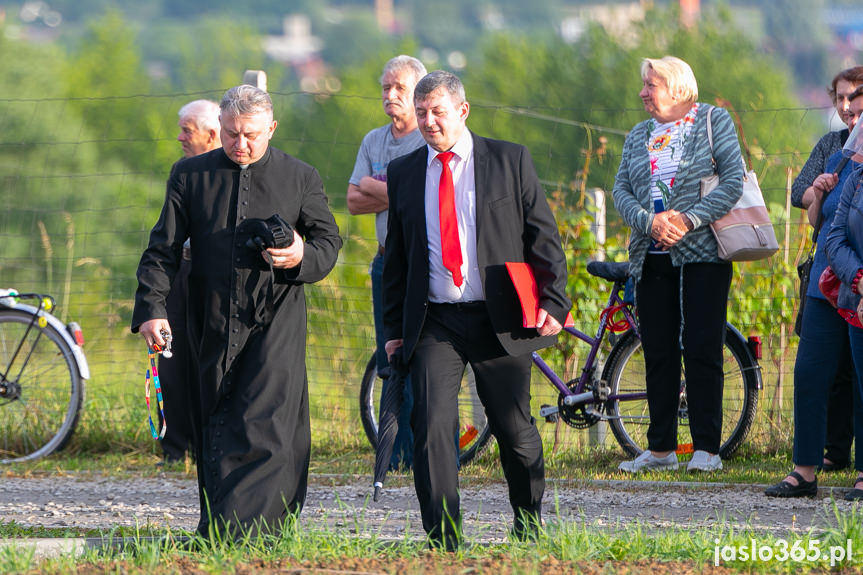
[427, 534, 461, 552]
[820, 460, 851, 473]
[764, 471, 818, 498]
[845, 477, 863, 501]
[511, 522, 540, 542]
[511, 509, 542, 541]
[427, 523, 462, 552]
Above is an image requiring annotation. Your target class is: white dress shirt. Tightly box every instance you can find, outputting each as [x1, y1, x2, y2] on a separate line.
[425, 129, 483, 303]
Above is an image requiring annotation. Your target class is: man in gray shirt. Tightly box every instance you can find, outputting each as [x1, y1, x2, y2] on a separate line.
[348, 55, 427, 470]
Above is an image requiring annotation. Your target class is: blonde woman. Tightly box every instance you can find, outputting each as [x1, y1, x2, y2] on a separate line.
[612, 56, 744, 473]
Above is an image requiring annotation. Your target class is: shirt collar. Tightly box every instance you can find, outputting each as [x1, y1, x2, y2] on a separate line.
[232, 146, 272, 170]
[426, 129, 473, 167]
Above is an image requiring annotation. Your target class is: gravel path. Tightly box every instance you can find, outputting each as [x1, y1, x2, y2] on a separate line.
[0, 473, 856, 544]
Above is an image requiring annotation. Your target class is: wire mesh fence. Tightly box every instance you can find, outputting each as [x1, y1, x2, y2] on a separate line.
[0, 90, 830, 465]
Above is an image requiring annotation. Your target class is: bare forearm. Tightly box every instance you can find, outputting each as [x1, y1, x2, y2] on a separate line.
[801, 186, 817, 209]
[347, 178, 388, 214]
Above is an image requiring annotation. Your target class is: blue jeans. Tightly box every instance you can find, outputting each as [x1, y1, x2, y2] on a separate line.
[793, 296, 859, 466]
[371, 252, 413, 469]
[845, 320, 863, 472]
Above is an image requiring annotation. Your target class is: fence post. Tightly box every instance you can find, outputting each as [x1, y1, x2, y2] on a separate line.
[769, 169, 793, 435]
[586, 188, 608, 447]
[242, 70, 268, 91]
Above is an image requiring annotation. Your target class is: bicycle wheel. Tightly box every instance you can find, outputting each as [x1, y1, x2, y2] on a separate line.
[0, 308, 84, 462]
[603, 324, 759, 459]
[359, 353, 493, 465]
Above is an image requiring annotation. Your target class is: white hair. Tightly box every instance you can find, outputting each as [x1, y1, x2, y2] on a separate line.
[178, 99, 220, 132]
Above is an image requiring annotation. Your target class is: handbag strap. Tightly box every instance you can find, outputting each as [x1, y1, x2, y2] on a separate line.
[808, 156, 850, 255]
[807, 156, 848, 258]
[705, 105, 747, 177]
[706, 105, 715, 171]
[805, 130, 849, 252]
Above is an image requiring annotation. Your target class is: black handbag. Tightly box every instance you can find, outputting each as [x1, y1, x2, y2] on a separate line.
[795, 253, 813, 336]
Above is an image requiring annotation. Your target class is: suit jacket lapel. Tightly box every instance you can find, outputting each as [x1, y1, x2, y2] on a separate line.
[408, 147, 431, 265]
[472, 133, 489, 257]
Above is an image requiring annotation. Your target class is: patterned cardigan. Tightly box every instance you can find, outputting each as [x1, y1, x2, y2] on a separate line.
[612, 104, 745, 281]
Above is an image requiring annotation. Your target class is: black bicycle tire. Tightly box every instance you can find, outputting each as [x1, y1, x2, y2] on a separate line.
[713, 326, 760, 458]
[603, 324, 759, 460]
[358, 352, 493, 466]
[0, 308, 84, 463]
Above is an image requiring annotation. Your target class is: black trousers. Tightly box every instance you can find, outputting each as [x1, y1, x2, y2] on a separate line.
[636, 254, 732, 454]
[159, 257, 198, 461]
[410, 302, 544, 547]
[824, 363, 854, 466]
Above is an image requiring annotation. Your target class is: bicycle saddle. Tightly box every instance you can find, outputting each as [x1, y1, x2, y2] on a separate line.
[586, 260, 630, 283]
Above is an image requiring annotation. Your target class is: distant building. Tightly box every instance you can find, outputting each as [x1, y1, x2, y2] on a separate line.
[375, 0, 395, 33]
[559, 3, 647, 45]
[825, 7, 863, 61]
[263, 14, 333, 93]
[263, 15, 323, 65]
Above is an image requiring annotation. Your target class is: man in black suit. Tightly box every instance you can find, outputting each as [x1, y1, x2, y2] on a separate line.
[383, 70, 571, 549]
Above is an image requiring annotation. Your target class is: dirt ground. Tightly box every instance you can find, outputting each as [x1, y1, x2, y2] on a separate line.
[5, 473, 863, 573]
[0, 473, 852, 536]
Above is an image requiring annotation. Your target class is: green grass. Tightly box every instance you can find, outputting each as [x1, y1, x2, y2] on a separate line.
[428, 441, 848, 490]
[0, 522, 163, 539]
[3, 444, 863, 574]
[0, 325, 849, 573]
[0, 428, 833, 490]
[5, 503, 863, 574]
[0, 438, 799, 487]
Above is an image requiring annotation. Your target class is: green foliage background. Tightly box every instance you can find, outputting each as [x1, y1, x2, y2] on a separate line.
[0, 5, 828, 455]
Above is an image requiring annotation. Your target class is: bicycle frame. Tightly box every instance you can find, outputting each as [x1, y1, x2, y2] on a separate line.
[532, 280, 641, 411]
[0, 295, 90, 382]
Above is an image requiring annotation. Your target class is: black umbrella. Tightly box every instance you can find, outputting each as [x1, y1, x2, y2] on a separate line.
[372, 350, 410, 502]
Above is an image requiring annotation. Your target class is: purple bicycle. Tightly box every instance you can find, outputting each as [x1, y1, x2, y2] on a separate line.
[360, 260, 762, 464]
[533, 260, 761, 459]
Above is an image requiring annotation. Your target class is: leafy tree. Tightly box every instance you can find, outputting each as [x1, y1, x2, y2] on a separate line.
[460, 4, 815, 354]
[464, 5, 815, 204]
[742, 0, 833, 90]
[400, 0, 563, 63]
[61, 11, 176, 173]
[140, 15, 267, 94]
[0, 19, 161, 333]
[318, 10, 396, 70]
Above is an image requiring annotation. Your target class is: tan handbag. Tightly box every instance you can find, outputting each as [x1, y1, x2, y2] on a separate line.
[700, 107, 779, 261]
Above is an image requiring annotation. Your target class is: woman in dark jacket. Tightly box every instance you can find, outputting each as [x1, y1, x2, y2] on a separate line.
[823, 117, 863, 501]
[791, 67, 863, 476]
[765, 78, 863, 498]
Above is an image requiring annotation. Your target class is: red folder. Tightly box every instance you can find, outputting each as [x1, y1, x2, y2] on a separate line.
[505, 262, 574, 329]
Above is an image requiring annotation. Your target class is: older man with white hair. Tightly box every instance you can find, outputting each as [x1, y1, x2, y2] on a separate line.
[158, 99, 224, 465]
[177, 99, 221, 158]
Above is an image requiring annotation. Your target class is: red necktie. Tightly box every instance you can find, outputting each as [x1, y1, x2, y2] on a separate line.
[436, 151, 463, 287]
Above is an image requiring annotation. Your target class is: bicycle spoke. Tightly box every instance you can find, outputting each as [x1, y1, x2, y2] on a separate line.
[604, 325, 758, 459]
[0, 309, 82, 462]
[360, 354, 492, 467]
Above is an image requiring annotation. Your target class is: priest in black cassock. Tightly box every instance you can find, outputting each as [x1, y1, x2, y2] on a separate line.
[132, 84, 342, 537]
